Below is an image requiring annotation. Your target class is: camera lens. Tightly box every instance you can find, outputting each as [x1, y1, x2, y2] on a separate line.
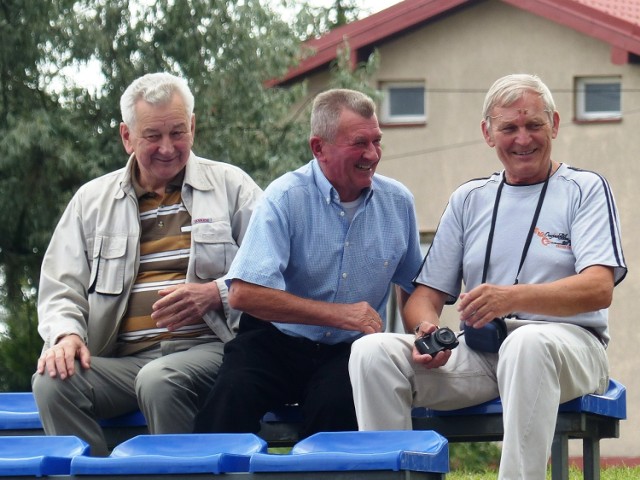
[434, 328, 456, 345]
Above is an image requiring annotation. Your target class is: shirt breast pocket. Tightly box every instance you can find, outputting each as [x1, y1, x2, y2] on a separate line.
[88, 235, 127, 295]
[357, 252, 401, 300]
[192, 222, 238, 279]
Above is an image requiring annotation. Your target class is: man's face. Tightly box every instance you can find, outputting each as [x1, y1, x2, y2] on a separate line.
[481, 92, 559, 185]
[120, 93, 195, 192]
[311, 109, 383, 201]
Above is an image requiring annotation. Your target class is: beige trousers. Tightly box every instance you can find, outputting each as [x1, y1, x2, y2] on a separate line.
[349, 322, 608, 480]
[32, 339, 224, 456]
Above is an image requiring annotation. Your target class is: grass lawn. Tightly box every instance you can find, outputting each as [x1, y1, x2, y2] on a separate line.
[447, 466, 640, 479]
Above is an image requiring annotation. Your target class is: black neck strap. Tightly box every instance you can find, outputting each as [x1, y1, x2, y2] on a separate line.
[482, 163, 553, 285]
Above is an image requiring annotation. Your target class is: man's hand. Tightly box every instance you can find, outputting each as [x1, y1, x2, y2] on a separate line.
[37, 334, 90, 380]
[457, 283, 512, 329]
[458, 266, 615, 322]
[336, 301, 383, 334]
[411, 321, 451, 368]
[152, 282, 222, 331]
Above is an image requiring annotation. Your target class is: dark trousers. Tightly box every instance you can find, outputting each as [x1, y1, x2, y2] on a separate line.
[194, 313, 358, 438]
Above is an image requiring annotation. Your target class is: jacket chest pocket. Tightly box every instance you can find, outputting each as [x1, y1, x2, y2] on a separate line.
[89, 235, 128, 295]
[192, 221, 237, 279]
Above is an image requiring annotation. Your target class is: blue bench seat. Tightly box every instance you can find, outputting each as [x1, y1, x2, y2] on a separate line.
[249, 430, 448, 479]
[70, 433, 267, 477]
[0, 392, 147, 450]
[0, 435, 89, 477]
[411, 379, 626, 480]
[0, 392, 298, 449]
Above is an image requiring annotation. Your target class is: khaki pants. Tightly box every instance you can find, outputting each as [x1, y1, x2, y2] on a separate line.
[349, 322, 608, 480]
[32, 339, 224, 456]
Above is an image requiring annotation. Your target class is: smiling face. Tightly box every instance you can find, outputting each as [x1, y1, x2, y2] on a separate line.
[120, 92, 195, 193]
[310, 108, 383, 201]
[481, 92, 559, 185]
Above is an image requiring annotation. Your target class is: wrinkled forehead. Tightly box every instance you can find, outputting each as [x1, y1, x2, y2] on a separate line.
[487, 91, 551, 124]
[488, 105, 551, 125]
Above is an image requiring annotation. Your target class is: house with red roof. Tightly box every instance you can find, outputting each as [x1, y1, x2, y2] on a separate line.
[274, 0, 640, 464]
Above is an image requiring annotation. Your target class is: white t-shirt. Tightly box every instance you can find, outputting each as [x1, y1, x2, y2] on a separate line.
[415, 163, 627, 343]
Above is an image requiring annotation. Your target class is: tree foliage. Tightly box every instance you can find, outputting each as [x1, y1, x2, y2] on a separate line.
[0, 0, 378, 391]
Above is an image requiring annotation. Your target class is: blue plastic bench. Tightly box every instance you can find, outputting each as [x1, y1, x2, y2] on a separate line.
[0, 435, 89, 477]
[0, 393, 42, 430]
[0, 392, 148, 451]
[70, 433, 267, 477]
[0, 391, 299, 449]
[411, 379, 626, 480]
[249, 430, 448, 479]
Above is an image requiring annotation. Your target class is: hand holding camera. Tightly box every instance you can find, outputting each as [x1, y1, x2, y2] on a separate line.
[414, 326, 459, 356]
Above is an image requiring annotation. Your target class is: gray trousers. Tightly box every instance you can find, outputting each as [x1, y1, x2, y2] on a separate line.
[32, 339, 225, 456]
[349, 321, 609, 480]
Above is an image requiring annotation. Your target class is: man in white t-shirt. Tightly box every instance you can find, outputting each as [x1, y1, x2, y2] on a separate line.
[349, 73, 627, 480]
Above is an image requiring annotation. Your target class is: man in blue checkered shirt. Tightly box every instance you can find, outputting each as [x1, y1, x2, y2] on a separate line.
[194, 88, 423, 437]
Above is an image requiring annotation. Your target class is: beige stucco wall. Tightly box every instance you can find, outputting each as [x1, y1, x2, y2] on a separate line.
[377, 1, 640, 459]
[302, 0, 640, 459]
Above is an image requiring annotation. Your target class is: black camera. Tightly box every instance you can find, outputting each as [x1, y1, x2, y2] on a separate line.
[415, 327, 459, 356]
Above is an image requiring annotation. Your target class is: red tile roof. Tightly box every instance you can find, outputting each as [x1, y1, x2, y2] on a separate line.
[576, 0, 640, 25]
[273, 0, 640, 85]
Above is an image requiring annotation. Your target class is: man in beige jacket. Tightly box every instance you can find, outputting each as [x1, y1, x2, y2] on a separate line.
[32, 72, 261, 455]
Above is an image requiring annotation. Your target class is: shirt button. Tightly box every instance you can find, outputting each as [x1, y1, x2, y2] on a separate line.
[325, 331, 332, 337]
[342, 272, 347, 279]
[340, 211, 345, 217]
[158, 221, 165, 228]
[384, 260, 389, 267]
[345, 241, 350, 247]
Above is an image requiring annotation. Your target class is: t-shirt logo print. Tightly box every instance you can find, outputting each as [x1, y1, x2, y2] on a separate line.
[535, 227, 571, 249]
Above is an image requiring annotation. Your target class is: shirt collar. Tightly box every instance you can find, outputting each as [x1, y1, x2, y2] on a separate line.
[128, 157, 185, 199]
[311, 158, 374, 205]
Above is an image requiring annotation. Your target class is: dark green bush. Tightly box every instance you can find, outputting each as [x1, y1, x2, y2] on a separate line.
[449, 442, 501, 471]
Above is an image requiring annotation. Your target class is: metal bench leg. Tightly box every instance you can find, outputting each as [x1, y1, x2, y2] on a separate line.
[551, 433, 570, 480]
[582, 437, 601, 480]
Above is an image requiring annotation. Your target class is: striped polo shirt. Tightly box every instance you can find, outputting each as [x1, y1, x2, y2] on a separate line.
[116, 168, 212, 356]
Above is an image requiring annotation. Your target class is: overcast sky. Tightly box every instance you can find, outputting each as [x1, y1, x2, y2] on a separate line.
[60, 0, 405, 93]
[317, 0, 402, 15]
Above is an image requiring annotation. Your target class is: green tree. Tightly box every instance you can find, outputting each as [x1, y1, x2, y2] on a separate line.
[292, 0, 360, 38]
[0, 282, 39, 391]
[0, 0, 95, 390]
[0, 0, 378, 391]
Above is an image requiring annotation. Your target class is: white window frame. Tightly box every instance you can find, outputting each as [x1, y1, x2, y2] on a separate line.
[380, 81, 426, 124]
[575, 76, 622, 121]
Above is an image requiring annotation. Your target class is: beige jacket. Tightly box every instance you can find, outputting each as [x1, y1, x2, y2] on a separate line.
[37, 153, 262, 356]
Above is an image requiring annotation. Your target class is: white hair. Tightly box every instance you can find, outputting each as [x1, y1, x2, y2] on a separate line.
[120, 72, 194, 127]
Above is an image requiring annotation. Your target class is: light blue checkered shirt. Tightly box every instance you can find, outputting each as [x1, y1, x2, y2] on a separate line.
[226, 159, 423, 344]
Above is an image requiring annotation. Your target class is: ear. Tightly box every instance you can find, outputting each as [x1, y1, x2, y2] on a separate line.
[120, 123, 135, 154]
[309, 136, 325, 161]
[190, 114, 196, 137]
[481, 120, 495, 148]
[551, 111, 560, 139]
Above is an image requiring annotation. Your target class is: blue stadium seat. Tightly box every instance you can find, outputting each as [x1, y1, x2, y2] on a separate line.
[0, 391, 147, 431]
[249, 430, 448, 474]
[70, 433, 268, 475]
[412, 378, 626, 419]
[0, 393, 41, 430]
[0, 435, 89, 477]
[559, 378, 626, 418]
[411, 379, 626, 480]
[98, 409, 147, 429]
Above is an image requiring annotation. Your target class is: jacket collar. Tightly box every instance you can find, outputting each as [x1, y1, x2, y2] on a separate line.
[116, 151, 207, 199]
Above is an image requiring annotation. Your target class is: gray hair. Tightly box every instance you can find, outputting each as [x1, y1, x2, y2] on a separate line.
[482, 74, 556, 128]
[120, 72, 195, 127]
[310, 89, 376, 142]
